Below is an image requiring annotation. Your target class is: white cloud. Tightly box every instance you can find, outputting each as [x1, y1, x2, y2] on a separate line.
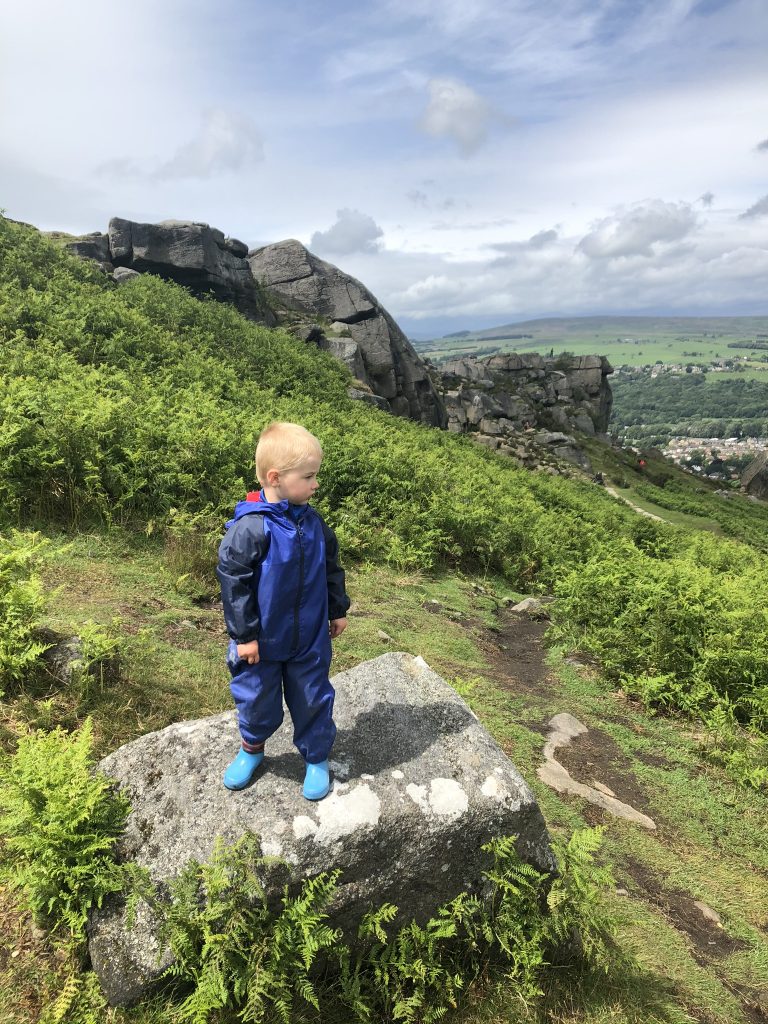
[98, 110, 264, 182]
[407, 189, 430, 207]
[340, 203, 768, 336]
[310, 209, 384, 255]
[3, 0, 768, 334]
[578, 200, 699, 260]
[153, 109, 264, 179]
[420, 77, 495, 155]
[739, 194, 768, 219]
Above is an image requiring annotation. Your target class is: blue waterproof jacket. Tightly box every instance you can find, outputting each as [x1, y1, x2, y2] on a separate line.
[216, 490, 350, 661]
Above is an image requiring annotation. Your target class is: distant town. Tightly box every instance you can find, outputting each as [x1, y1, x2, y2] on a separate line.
[662, 435, 767, 477]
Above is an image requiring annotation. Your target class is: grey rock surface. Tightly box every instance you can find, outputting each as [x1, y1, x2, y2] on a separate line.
[107, 217, 276, 324]
[537, 713, 656, 831]
[248, 240, 446, 427]
[89, 652, 554, 1005]
[64, 232, 112, 271]
[112, 267, 141, 285]
[347, 386, 392, 412]
[437, 352, 612, 466]
[741, 451, 768, 500]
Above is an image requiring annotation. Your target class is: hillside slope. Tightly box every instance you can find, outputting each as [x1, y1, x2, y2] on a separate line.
[1, 214, 768, 1023]
[1, 214, 766, 767]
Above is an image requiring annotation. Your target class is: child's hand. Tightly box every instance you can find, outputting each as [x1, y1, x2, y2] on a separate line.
[237, 640, 260, 664]
[329, 617, 347, 639]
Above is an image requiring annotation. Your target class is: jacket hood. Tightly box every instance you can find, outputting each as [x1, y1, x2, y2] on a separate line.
[225, 490, 308, 530]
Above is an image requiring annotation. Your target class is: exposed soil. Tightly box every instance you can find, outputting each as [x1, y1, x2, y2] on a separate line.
[622, 858, 747, 960]
[555, 725, 657, 819]
[479, 610, 659, 823]
[476, 611, 557, 696]
[716, 978, 768, 1024]
[474, 604, 768, 1024]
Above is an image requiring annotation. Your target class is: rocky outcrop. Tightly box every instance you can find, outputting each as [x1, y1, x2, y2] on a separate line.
[248, 240, 446, 427]
[62, 219, 444, 427]
[107, 218, 276, 324]
[436, 353, 613, 449]
[57, 217, 614, 460]
[88, 652, 554, 1005]
[741, 452, 768, 500]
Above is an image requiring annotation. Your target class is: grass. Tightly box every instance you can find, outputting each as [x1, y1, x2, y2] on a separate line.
[1, 527, 767, 1023]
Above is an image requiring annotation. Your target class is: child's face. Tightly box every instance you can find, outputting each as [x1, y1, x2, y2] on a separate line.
[272, 455, 321, 505]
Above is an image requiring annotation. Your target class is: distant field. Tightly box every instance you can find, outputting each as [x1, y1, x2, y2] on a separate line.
[415, 316, 768, 372]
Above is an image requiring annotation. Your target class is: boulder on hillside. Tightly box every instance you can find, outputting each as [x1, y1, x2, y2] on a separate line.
[64, 232, 113, 272]
[741, 452, 768, 500]
[436, 352, 613, 440]
[248, 240, 447, 427]
[107, 218, 276, 324]
[88, 651, 555, 1005]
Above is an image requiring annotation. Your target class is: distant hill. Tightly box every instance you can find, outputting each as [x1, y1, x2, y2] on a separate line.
[419, 315, 768, 345]
[415, 315, 768, 370]
[416, 315, 768, 447]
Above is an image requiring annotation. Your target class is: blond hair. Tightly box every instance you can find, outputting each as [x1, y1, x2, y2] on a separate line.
[255, 422, 323, 484]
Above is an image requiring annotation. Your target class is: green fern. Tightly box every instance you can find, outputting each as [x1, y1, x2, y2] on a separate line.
[0, 529, 51, 693]
[157, 832, 342, 1024]
[0, 717, 131, 940]
[545, 826, 628, 972]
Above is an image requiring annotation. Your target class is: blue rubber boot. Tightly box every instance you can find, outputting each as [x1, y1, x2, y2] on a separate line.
[223, 748, 264, 790]
[303, 760, 330, 801]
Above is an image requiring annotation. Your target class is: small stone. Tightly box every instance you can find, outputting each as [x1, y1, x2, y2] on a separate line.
[179, 620, 197, 630]
[422, 599, 443, 613]
[693, 901, 722, 927]
[112, 266, 141, 284]
[615, 888, 629, 896]
[377, 629, 393, 642]
[511, 597, 550, 619]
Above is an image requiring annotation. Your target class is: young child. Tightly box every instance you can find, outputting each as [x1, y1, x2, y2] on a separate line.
[216, 422, 350, 799]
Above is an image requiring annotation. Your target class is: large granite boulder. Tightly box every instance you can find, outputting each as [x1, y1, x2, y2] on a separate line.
[64, 232, 113, 272]
[741, 452, 768, 500]
[88, 652, 554, 1005]
[438, 353, 612, 439]
[435, 352, 611, 472]
[248, 240, 447, 427]
[107, 218, 276, 324]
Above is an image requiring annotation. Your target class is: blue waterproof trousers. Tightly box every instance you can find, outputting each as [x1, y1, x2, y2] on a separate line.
[227, 638, 336, 764]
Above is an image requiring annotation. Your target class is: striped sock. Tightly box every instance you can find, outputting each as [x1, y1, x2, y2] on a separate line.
[241, 740, 265, 754]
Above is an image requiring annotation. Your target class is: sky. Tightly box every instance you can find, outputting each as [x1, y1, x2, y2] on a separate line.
[1, 0, 767, 338]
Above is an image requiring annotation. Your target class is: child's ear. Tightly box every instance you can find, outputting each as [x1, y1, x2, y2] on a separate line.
[265, 468, 280, 486]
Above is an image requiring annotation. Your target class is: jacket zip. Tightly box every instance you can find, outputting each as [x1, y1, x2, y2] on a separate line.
[292, 516, 305, 652]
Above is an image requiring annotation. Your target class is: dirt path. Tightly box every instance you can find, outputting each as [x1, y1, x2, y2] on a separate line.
[474, 607, 768, 1024]
[480, 609, 656, 818]
[604, 484, 667, 521]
